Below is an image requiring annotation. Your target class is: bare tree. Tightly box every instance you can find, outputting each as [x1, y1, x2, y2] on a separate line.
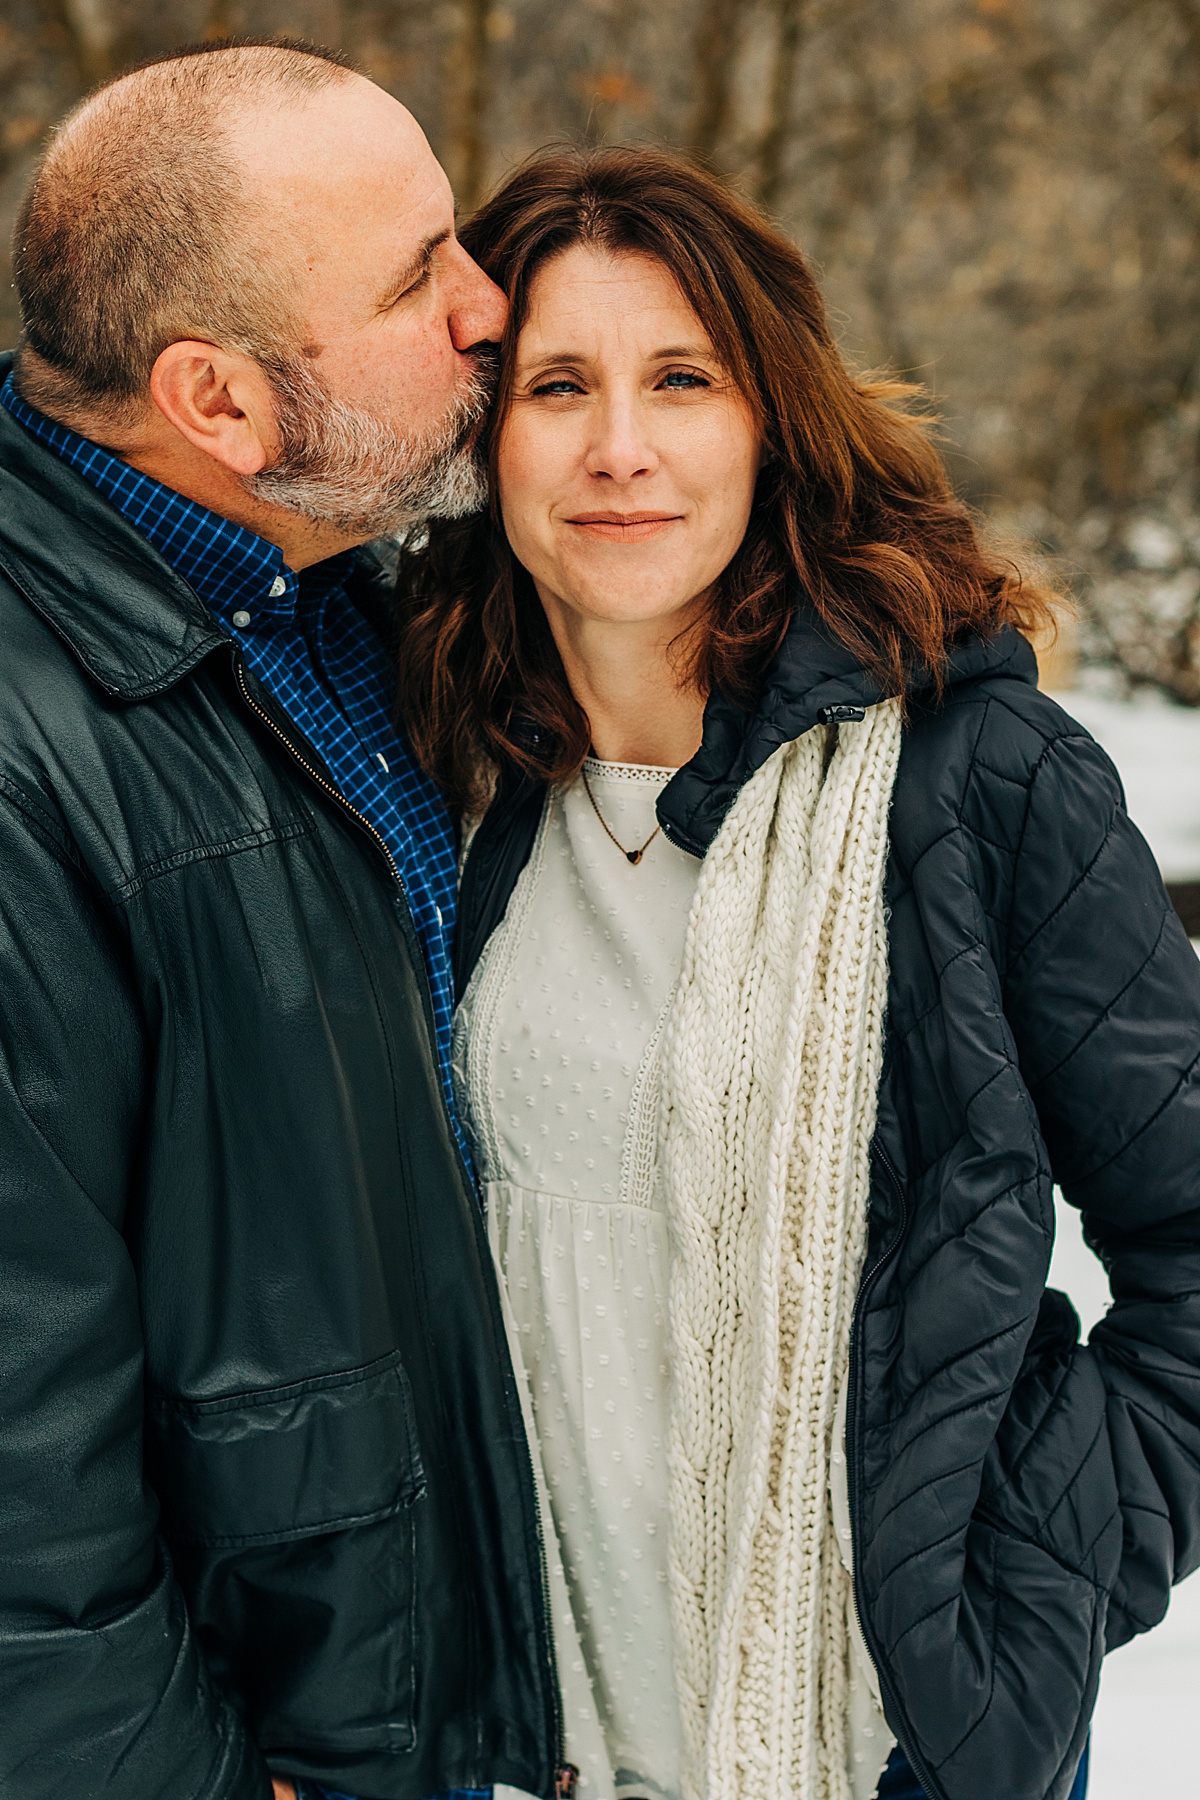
[445, 0, 496, 210]
[754, 0, 810, 210]
[689, 0, 751, 157]
[2, 0, 1198, 699]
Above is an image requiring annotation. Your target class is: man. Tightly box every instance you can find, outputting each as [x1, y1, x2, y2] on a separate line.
[0, 39, 567, 1800]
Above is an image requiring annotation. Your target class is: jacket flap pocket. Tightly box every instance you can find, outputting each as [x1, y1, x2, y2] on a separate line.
[147, 1350, 424, 1547]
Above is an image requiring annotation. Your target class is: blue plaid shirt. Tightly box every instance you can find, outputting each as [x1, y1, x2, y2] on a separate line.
[0, 374, 468, 1164]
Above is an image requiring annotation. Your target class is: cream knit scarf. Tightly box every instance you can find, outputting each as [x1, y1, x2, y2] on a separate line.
[660, 700, 903, 1800]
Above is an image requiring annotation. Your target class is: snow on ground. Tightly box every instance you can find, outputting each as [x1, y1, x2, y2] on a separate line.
[1049, 1207, 1200, 1800]
[1045, 687, 1200, 1797]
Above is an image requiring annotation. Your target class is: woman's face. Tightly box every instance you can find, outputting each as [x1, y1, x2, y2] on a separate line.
[495, 245, 762, 642]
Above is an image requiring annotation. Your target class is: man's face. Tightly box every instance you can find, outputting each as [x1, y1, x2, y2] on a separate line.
[220, 76, 503, 535]
[231, 76, 507, 445]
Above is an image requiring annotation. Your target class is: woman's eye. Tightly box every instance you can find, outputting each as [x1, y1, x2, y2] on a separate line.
[530, 378, 585, 397]
[660, 370, 711, 390]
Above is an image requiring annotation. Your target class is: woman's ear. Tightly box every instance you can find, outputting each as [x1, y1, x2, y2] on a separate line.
[148, 341, 278, 477]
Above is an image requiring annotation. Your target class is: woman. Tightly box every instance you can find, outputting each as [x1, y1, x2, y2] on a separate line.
[395, 147, 1200, 1800]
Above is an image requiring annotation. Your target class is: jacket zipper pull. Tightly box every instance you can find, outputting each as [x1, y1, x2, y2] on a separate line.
[555, 1765, 580, 1799]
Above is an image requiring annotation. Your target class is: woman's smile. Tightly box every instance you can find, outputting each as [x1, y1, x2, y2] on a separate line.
[563, 508, 684, 542]
[496, 242, 762, 648]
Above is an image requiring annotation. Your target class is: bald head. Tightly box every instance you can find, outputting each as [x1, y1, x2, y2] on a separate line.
[12, 41, 360, 421]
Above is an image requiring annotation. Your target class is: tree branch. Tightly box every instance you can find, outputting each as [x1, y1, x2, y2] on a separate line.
[757, 0, 811, 208]
[690, 0, 750, 158]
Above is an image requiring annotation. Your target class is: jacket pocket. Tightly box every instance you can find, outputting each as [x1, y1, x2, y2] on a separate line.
[146, 1349, 424, 1547]
[976, 1298, 1122, 1593]
[920, 1518, 1102, 1800]
[147, 1351, 425, 1757]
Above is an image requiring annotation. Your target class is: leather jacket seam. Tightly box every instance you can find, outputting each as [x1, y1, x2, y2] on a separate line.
[162, 1494, 414, 1552]
[112, 818, 313, 903]
[0, 769, 88, 872]
[147, 1346, 408, 1416]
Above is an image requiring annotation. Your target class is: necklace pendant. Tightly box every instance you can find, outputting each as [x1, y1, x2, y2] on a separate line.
[579, 765, 661, 866]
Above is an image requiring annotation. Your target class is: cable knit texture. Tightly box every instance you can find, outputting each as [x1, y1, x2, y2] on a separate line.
[660, 701, 903, 1800]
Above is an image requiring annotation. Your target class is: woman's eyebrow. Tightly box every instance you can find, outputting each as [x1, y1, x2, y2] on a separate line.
[518, 348, 589, 368]
[377, 228, 452, 307]
[648, 343, 713, 359]
[517, 342, 714, 370]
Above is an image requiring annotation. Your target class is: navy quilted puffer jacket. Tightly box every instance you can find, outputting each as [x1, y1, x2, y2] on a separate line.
[455, 608, 1200, 1800]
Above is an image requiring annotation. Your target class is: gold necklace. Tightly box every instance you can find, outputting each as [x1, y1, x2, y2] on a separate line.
[579, 764, 662, 866]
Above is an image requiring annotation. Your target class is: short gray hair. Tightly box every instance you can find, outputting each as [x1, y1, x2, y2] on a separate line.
[11, 39, 354, 422]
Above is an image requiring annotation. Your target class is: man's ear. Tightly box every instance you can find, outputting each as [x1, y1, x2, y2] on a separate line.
[149, 342, 278, 477]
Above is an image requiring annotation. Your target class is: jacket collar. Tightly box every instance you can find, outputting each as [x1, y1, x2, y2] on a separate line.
[0, 355, 229, 700]
[658, 598, 1038, 855]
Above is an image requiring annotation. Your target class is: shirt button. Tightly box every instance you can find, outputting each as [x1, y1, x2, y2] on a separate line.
[269, 575, 287, 598]
[232, 609, 251, 628]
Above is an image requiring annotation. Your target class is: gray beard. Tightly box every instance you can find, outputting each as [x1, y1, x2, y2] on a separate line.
[244, 352, 491, 537]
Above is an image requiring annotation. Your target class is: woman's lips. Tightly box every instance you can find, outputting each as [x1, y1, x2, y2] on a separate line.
[565, 511, 682, 543]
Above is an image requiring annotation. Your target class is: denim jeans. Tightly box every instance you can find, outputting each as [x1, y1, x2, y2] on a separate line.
[301, 1739, 1090, 1800]
[297, 1788, 488, 1800]
[297, 1789, 487, 1800]
[876, 1738, 1089, 1800]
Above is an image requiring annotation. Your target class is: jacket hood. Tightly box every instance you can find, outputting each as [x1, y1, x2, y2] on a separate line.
[657, 600, 1038, 856]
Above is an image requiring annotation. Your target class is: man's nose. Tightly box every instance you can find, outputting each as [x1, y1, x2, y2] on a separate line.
[448, 247, 508, 351]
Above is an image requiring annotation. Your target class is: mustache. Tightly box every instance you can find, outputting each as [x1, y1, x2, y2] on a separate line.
[456, 342, 500, 443]
[453, 344, 500, 439]
[461, 340, 501, 399]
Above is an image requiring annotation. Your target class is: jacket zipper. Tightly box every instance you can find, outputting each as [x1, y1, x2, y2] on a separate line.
[233, 656, 569, 1794]
[847, 1139, 948, 1800]
[235, 660, 406, 887]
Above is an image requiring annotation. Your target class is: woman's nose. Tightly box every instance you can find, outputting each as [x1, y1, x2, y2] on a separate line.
[583, 400, 659, 482]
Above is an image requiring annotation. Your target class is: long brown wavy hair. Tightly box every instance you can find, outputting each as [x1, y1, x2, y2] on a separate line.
[395, 145, 1056, 812]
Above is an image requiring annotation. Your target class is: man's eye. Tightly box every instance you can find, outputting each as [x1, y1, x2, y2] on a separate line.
[661, 370, 710, 389]
[387, 263, 435, 308]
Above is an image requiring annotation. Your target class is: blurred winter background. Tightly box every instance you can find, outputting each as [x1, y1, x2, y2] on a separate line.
[2, 0, 1198, 1790]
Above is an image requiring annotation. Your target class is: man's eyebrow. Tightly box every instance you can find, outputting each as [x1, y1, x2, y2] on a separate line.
[378, 228, 452, 306]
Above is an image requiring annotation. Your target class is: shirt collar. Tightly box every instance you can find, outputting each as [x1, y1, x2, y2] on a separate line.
[0, 373, 354, 631]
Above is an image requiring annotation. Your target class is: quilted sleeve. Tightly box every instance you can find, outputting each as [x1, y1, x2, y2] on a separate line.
[1004, 728, 1200, 1649]
[0, 788, 272, 1799]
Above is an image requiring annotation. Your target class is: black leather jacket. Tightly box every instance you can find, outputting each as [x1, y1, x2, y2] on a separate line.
[456, 608, 1200, 1800]
[0, 376, 562, 1800]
